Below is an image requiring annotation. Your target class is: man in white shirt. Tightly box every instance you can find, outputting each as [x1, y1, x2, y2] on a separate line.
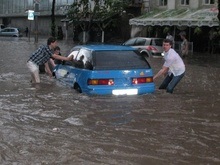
[153, 39, 185, 93]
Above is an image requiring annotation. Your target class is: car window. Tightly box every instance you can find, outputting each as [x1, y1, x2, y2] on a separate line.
[64, 49, 79, 66]
[67, 48, 92, 69]
[124, 38, 136, 46]
[2, 29, 8, 32]
[76, 49, 90, 61]
[152, 39, 163, 46]
[69, 50, 79, 59]
[135, 38, 146, 46]
[93, 50, 151, 70]
[77, 49, 93, 70]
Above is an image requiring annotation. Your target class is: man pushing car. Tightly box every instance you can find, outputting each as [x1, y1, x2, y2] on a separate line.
[27, 37, 73, 83]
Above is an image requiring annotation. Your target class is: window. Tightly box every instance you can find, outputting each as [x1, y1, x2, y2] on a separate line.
[159, 0, 167, 6]
[77, 49, 91, 62]
[135, 38, 146, 46]
[181, 0, 189, 5]
[124, 38, 136, 46]
[204, 0, 215, 4]
[77, 49, 92, 69]
[93, 51, 150, 70]
[152, 39, 163, 46]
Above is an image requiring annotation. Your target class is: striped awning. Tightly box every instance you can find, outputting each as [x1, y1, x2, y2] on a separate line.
[129, 8, 219, 27]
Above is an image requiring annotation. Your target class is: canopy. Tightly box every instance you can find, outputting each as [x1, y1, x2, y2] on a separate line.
[129, 8, 219, 27]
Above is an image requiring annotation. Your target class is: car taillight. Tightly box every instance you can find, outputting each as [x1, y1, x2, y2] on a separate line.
[88, 79, 114, 85]
[132, 77, 153, 84]
[147, 46, 158, 51]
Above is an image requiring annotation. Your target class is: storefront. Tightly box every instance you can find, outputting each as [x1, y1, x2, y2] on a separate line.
[129, 7, 219, 53]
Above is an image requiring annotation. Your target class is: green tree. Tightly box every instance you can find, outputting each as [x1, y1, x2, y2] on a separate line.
[67, 0, 130, 43]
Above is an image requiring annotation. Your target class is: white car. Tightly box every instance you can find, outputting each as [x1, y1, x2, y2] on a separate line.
[0, 27, 22, 37]
[123, 37, 164, 58]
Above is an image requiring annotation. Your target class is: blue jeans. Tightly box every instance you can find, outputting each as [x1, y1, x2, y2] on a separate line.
[159, 72, 185, 93]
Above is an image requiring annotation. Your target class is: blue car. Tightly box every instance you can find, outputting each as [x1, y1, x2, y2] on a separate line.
[54, 45, 155, 95]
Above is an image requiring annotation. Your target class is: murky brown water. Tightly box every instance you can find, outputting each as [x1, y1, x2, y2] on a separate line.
[0, 37, 220, 165]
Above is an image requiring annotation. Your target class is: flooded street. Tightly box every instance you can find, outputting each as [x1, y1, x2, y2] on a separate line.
[0, 37, 219, 165]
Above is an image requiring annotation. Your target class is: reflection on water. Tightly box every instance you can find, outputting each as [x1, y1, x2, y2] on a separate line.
[0, 37, 220, 164]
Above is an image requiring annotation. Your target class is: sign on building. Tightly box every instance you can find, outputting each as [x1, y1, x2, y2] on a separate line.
[28, 10, 34, 20]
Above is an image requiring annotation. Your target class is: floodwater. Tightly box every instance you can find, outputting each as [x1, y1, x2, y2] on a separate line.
[0, 37, 219, 165]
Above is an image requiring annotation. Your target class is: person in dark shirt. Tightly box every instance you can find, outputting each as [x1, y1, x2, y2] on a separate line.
[47, 46, 62, 72]
[27, 37, 73, 83]
[25, 27, 28, 37]
[53, 46, 63, 65]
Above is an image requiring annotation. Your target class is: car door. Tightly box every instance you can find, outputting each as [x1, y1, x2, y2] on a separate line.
[151, 38, 164, 53]
[134, 38, 147, 48]
[54, 48, 80, 85]
[71, 48, 92, 90]
[5, 29, 11, 36]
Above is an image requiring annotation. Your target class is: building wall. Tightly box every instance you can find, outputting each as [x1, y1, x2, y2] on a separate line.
[0, 0, 74, 37]
[147, 0, 217, 10]
[190, 0, 199, 9]
[167, 0, 176, 9]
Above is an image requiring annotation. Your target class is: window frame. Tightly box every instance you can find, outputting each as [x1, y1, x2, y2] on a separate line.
[180, 0, 190, 5]
[159, 0, 167, 6]
[204, 0, 215, 5]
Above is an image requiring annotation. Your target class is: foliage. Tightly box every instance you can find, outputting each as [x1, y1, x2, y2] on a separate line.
[163, 27, 170, 34]
[67, 0, 130, 31]
[194, 27, 202, 35]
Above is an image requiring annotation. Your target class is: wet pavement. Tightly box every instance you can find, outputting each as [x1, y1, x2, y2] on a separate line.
[0, 36, 220, 165]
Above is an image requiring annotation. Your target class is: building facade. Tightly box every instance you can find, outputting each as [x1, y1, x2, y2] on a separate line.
[0, 0, 218, 48]
[0, 0, 74, 36]
[130, 0, 219, 53]
[0, 0, 149, 39]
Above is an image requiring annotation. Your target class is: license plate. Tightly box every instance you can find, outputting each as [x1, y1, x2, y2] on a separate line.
[112, 89, 138, 95]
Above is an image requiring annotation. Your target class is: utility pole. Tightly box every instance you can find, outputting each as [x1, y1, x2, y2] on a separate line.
[27, 10, 34, 42]
[34, 3, 39, 43]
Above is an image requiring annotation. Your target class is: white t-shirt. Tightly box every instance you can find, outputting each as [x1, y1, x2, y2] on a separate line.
[163, 48, 185, 76]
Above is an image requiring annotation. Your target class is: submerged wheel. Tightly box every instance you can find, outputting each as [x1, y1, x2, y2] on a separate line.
[141, 51, 151, 58]
[74, 84, 82, 93]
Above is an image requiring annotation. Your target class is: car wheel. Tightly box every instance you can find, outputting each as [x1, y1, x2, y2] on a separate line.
[74, 83, 82, 93]
[141, 52, 151, 58]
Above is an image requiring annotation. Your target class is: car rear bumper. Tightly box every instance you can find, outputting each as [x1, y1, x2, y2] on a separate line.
[84, 84, 155, 95]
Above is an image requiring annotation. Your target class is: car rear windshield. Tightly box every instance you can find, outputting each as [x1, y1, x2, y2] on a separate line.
[93, 50, 151, 70]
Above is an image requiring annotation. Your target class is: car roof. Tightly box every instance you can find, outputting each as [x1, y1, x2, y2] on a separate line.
[132, 37, 164, 40]
[3, 27, 18, 29]
[74, 44, 137, 51]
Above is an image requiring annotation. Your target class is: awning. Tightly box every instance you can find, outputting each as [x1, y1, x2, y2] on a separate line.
[129, 8, 219, 27]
